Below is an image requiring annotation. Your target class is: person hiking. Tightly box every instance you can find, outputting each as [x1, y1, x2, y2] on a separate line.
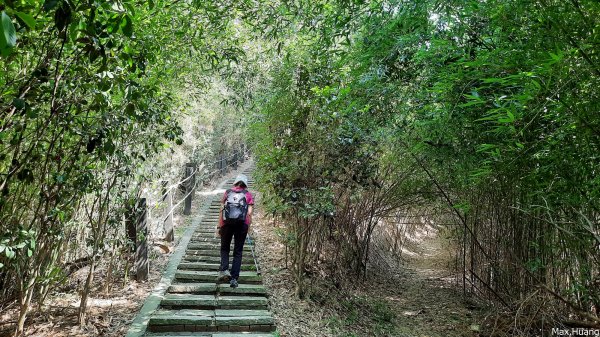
[217, 174, 254, 288]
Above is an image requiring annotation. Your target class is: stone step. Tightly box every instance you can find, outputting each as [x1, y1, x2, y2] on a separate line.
[146, 333, 273, 337]
[187, 243, 252, 252]
[148, 310, 274, 333]
[178, 262, 256, 272]
[161, 294, 268, 310]
[196, 227, 218, 232]
[161, 294, 215, 309]
[175, 271, 262, 284]
[151, 308, 272, 318]
[186, 249, 255, 257]
[198, 224, 217, 229]
[168, 283, 216, 294]
[197, 225, 219, 229]
[195, 225, 218, 229]
[192, 229, 219, 234]
[150, 309, 213, 326]
[183, 255, 255, 264]
[168, 283, 266, 296]
[216, 296, 269, 309]
[191, 233, 218, 238]
[218, 284, 267, 296]
[188, 237, 222, 243]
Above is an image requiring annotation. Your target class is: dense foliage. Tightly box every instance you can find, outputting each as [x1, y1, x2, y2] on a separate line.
[1, 0, 599, 335]
[0, 0, 251, 334]
[245, 0, 600, 332]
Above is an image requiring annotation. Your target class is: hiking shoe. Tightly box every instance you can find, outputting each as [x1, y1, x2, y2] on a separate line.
[218, 270, 231, 282]
[230, 278, 239, 288]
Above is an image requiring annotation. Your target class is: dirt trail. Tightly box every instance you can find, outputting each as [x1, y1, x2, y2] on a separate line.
[253, 217, 482, 337]
[383, 226, 481, 337]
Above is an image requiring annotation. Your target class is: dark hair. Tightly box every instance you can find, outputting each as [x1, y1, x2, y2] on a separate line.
[234, 181, 247, 188]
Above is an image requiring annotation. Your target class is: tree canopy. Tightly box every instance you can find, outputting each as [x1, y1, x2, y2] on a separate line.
[1, 0, 599, 335]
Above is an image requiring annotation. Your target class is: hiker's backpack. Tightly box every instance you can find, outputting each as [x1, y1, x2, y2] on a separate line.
[223, 189, 248, 223]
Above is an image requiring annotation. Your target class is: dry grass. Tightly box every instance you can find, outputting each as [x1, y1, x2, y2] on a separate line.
[252, 207, 482, 337]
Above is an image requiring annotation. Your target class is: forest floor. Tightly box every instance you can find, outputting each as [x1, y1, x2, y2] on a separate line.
[252, 210, 486, 337]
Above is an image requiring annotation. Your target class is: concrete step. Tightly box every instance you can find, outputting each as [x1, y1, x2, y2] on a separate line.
[168, 283, 266, 296]
[178, 262, 256, 272]
[187, 243, 252, 252]
[175, 271, 262, 284]
[161, 294, 215, 308]
[168, 283, 216, 294]
[216, 296, 269, 309]
[148, 309, 274, 333]
[146, 333, 273, 336]
[194, 226, 218, 230]
[188, 237, 222, 243]
[192, 229, 219, 234]
[183, 255, 255, 264]
[161, 294, 268, 310]
[186, 249, 255, 257]
[218, 284, 267, 296]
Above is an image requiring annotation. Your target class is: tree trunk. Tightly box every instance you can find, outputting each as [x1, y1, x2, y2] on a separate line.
[78, 261, 95, 326]
[15, 273, 37, 337]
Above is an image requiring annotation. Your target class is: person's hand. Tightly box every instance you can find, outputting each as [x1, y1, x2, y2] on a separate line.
[216, 226, 222, 237]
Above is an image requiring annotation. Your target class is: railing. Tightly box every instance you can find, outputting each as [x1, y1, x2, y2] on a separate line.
[127, 149, 250, 281]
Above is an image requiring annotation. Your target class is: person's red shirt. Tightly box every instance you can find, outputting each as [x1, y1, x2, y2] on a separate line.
[219, 186, 254, 227]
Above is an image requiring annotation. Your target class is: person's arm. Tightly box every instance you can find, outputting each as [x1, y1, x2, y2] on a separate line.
[217, 192, 227, 236]
[247, 205, 253, 225]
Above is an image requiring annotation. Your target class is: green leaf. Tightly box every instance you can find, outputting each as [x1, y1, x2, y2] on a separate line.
[27, 249, 32, 257]
[54, 3, 72, 31]
[15, 12, 36, 30]
[0, 262, 3, 269]
[43, 0, 59, 12]
[12, 98, 25, 110]
[5, 248, 15, 259]
[0, 244, 5, 253]
[0, 11, 17, 54]
[121, 15, 133, 38]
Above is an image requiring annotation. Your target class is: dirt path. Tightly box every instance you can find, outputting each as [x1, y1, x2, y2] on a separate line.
[382, 226, 482, 337]
[252, 215, 482, 337]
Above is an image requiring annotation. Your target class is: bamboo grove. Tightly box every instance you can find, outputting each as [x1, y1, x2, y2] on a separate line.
[0, 0, 255, 335]
[242, 0, 600, 333]
[1, 0, 599, 335]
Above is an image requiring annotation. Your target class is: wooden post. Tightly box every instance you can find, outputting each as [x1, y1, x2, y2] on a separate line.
[161, 180, 169, 201]
[135, 198, 149, 281]
[183, 163, 195, 215]
[164, 181, 174, 242]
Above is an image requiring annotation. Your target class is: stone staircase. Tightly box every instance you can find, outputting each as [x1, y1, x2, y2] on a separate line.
[140, 167, 276, 337]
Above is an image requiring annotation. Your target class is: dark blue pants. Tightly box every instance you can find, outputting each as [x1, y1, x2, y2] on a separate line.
[219, 221, 248, 280]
